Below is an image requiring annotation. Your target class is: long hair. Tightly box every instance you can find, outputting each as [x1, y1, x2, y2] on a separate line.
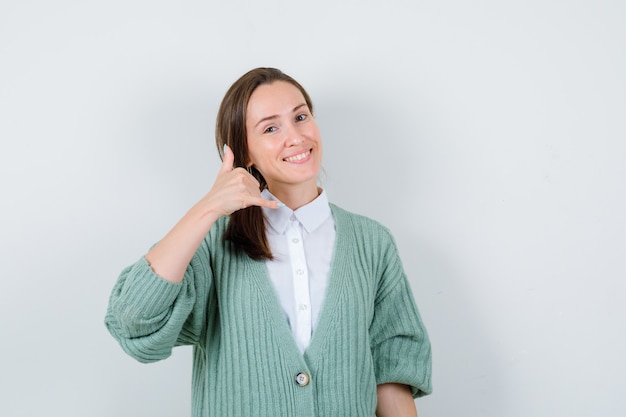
[215, 68, 314, 260]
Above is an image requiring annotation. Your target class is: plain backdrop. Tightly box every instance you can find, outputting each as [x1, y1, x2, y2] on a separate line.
[1, 0, 624, 416]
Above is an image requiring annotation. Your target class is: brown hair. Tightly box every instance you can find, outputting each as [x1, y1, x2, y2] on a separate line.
[215, 67, 314, 260]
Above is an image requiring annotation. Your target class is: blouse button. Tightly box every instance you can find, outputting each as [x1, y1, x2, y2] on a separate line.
[295, 372, 310, 387]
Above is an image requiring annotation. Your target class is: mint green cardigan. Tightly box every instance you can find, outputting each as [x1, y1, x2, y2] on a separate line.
[105, 205, 432, 416]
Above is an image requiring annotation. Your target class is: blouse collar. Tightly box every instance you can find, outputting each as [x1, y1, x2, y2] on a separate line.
[261, 188, 332, 235]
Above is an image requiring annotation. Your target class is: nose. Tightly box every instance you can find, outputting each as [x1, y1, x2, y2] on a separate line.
[284, 123, 304, 146]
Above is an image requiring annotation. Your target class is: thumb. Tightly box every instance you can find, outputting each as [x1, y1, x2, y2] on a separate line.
[219, 144, 235, 174]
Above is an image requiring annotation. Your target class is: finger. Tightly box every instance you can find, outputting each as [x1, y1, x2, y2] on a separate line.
[219, 145, 235, 174]
[246, 196, 285, 210]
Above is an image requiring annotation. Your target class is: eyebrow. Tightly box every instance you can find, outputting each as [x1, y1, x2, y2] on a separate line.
[254, 103, 308, 128]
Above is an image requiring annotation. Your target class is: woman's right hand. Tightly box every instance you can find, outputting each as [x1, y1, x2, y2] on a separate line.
[200, 145, 280, 218]
[144, 145, 278, 283]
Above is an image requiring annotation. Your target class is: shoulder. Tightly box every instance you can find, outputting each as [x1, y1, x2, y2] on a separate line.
[330, 203, 395, 245]
[330, 204, 405, 287]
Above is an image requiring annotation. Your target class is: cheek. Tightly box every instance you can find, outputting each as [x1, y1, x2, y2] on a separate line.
[246, 139, 264, 166]
[308, 124, 321, 141]
[248, 140, 277, 165]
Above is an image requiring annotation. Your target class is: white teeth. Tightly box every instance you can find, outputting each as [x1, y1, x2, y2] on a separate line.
[284, 150, 310, 162]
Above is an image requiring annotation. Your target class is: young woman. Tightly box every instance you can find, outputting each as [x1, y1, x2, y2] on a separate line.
[105, 68, 432, 417]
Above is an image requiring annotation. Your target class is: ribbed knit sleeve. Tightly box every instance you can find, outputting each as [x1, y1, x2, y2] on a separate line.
[369, 228, 433, 398]
[104, 237, 213, 364]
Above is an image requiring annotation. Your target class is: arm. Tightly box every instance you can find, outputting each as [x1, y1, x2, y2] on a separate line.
[145, 145, 279, 282]
[376, 383, 418, 417]
[105, 146, 279, 361]
[369, 229, 433, 397]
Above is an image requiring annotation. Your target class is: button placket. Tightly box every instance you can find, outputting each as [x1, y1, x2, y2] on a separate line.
[286, 218, 311, 352]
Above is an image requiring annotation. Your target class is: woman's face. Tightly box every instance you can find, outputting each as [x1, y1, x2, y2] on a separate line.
[246, 81, 322, 195]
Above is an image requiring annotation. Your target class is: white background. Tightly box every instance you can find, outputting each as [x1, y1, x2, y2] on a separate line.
[1, 1, 624, 416]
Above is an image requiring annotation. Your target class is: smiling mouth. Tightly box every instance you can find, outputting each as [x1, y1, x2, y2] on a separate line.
[283, 149, 311, 162]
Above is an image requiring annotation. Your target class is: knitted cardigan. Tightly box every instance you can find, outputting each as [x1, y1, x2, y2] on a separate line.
[105, 204, 432, 417]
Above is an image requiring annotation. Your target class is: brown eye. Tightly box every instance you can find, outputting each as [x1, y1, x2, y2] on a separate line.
[295, 114, 307, 122]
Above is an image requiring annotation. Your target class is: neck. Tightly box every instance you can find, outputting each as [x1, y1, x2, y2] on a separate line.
[267, 182, 320, 210]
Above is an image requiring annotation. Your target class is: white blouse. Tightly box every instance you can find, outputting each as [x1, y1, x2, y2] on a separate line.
[261, 189, 336, 354]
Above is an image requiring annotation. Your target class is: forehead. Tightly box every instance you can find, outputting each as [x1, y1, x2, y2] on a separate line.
[246, 81, 307, 120]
